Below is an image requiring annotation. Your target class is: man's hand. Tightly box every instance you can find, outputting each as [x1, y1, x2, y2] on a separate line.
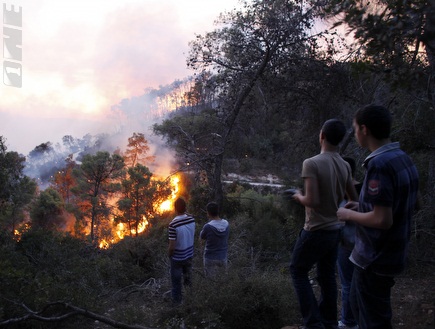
[337, 203, 393, 229]
[343, 201, 359, 211]
[292, 190, 302, 203]
[337, 201, 358, 221]
[337, 207, 354, 221]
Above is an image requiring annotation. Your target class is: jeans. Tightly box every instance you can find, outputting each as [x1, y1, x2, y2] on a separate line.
[350, 265, 395, 329]
[170, 257, 192, 304]
[290, 229, 340, 329]
[337, 246, 357, 327]
[204, 257, 227, 278]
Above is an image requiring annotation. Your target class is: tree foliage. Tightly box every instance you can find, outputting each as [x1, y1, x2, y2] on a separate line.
[0, 136, 37, 234]
[30, 188, 65, 231]
[156, 0, 323, 206]
[71, 152, 125, 243]
[28, 142, 54, 159]
[50, 154, 77, 204]
[117, 164, 171, 236]
[124, 133, 155, 168]
[319, 0, 435, 105]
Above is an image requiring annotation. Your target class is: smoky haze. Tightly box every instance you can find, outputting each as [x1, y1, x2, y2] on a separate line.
[23, 79, 193, 187]
[0, 0, 240, 162]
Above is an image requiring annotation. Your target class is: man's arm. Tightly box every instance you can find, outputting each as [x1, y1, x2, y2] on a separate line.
[337, 205, 393, 229]
[168, 239, 176, 257]
[293, 177, 320, 208]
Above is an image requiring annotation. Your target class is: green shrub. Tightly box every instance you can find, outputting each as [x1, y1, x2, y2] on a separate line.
[161, 267, 299, 329]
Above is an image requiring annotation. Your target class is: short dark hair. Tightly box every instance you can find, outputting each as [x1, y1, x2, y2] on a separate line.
[206, 202, 219, 217]
[174, 198, 186, 214]
[322, 119, 347, 146]
[354, 105, 391, 140]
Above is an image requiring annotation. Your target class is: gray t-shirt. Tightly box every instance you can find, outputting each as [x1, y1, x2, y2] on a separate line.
[301, 151, 352, 231]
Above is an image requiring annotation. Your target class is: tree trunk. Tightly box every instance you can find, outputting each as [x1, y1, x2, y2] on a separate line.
[211, 153, 224, 208]
[91, 196, 99, 243]
[209, 48, 272, 208]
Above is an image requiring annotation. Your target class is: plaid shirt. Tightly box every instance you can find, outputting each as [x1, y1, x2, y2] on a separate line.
[350, 142, 419, 275]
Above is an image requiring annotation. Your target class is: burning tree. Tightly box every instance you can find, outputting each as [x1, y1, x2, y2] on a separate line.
[51, 154, 77, 204]
[45, 132, 180, 247]
[116, 164, 171, 237]
[124, 132, 156, 167]
[71, 151, 124, 244]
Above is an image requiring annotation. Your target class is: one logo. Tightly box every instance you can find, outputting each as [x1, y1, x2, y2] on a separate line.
[368, 180, 380, 195]
[3, 4, 22, 88]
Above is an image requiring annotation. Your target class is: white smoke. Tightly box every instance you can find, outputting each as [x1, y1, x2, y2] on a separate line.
[24, 78, 193, 187]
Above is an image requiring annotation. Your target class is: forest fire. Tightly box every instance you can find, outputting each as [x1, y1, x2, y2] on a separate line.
[10, 172, 181, 250]
[158, 175, 180, 213]
[13, 223, 31, 242]
[9, 129, 184, 250]
[98, 174, 181, 249]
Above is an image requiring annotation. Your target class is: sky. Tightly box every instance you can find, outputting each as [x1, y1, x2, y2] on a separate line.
[0, 0, 240, 155]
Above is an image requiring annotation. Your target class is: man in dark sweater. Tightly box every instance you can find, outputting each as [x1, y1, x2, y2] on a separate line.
[200, 202, 229, 278]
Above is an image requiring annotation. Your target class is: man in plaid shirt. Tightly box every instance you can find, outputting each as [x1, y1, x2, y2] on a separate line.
[337, 105, 419, 329]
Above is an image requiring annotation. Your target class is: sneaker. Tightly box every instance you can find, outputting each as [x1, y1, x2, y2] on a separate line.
[338, 320, 358, 329]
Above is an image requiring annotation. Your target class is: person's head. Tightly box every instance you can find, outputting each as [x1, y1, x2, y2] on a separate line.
[342, 156, 356, 178]
[174, 198, 186, 214]
[353, 105, 392, 141]
[320, 119, 347, 146]
[206, 201, 219, 218]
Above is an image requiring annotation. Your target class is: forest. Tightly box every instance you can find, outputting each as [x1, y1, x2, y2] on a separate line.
[0, 0, 434, 328]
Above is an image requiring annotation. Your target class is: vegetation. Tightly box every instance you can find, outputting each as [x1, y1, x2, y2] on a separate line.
[117, 164, 171, 237]
[0, 137, 37, 235]
[0, 192, 302, 329]
[0, 0, 434, 327]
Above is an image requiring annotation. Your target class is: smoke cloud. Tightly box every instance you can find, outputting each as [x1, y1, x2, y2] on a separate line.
[1, 0, 238, 155]
[22, 80, 192, 186]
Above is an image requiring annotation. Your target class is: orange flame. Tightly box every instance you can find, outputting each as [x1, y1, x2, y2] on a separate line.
[13, 223, 31, 242]
[158, 175, 180, 213]
[98, 174, 180, 249]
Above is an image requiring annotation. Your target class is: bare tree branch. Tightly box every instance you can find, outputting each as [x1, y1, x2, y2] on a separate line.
[0, 301, 156, 329]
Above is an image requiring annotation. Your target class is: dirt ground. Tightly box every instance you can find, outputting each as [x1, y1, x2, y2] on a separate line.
[391, 270, 434, 329]
[282, 265, 434, 329]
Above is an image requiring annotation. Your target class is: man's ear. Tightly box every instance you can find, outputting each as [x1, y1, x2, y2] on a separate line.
[360, 124, 369, 136]
[319, 130, 325, 140]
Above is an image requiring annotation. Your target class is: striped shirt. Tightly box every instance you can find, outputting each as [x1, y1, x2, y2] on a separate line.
[350, 142, 419, 275]
[168, 213, 195, 261]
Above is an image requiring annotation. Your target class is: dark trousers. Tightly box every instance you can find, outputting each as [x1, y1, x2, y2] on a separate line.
[170, 257, 192, 304]
[337, 246, 357, 327]
[350, 265, 395, 329]
[290, 229, 340, 329]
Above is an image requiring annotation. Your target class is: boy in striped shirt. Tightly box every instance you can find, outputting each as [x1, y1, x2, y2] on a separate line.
[168, 198, 195, 305]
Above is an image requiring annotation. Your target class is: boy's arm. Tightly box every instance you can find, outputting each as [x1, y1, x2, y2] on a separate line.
[337, 205, 393, 229]
[293, 177, 320, 208]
